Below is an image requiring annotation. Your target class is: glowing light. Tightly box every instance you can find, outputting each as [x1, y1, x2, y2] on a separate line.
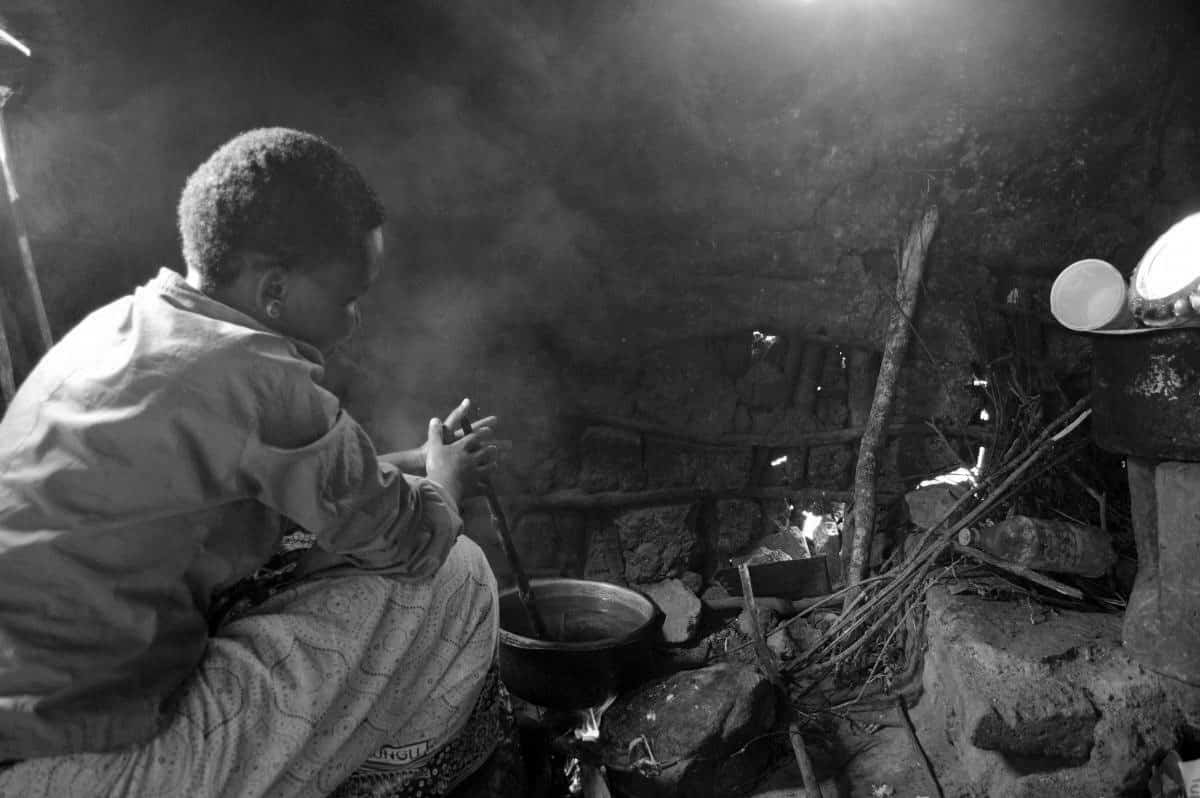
[918, 466, 977, 488]
[0, 28, 31, 58]
[574, 694, 617, 742]
[979, 408, 990, 421]
[800, 511, 823, 539]
[971, 377, 989, 387]
[770, 454, 789, 467]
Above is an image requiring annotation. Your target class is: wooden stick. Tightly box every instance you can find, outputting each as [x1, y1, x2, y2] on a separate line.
[737, 562, 782, 687]
[457, 417, 549, 639]
[0, 91, 52, 352]
[704, 594, 843, 616]
[0, 294, 15, 401]
[505, 485, 901, 514]
[951, 542, 1083, 600]
[847, 206, 939, 593]
[573, 411, 986, 450]
[896, 695, 945, 798]
[737, 565, 823, 797]
[788, 722, 824, 798]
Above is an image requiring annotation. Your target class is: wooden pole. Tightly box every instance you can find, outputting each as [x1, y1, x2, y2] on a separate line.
[951, 542, 1084, 600]
[847, 206, 939, 592]
[448, 416, 548, 638]
[574, 412, 986, 450]
[0, 89, 52, 352]
[0, 295, 15, 402]
[738, 563, 823, 798]
[737, 563, 782, 686]
[788, 723, 824, 798]
[506, 485, 900, 513]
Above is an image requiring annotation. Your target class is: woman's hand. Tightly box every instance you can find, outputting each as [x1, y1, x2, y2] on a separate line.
[424, 399, 501, 505]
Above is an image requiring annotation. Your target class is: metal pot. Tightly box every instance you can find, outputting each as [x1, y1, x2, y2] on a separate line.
[1092, 328, 1200, 460]
[497, 578, 661, 710]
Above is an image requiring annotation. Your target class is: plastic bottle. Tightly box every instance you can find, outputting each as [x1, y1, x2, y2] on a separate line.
[957, 515, 1116, 577]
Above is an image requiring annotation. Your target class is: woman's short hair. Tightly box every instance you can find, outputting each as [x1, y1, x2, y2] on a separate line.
[178, 127, 384, 290]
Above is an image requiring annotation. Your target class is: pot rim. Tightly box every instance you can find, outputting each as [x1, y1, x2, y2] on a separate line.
[498, 577, 659, 653]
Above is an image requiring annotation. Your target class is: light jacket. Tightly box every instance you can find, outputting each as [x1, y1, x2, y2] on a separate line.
[0, 268, 461, 759]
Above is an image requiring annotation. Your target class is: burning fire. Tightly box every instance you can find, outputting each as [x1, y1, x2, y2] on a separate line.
[566, 695, 618, 796]
[574, 694, 617, 742]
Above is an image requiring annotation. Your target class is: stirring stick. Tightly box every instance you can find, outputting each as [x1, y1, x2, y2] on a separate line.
[457, 415, 550, 639]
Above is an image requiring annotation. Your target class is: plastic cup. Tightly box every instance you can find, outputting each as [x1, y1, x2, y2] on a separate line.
[1050, 259, 1134, 332]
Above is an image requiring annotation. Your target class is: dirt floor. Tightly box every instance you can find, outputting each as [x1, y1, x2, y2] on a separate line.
[745, 703, 960, 798]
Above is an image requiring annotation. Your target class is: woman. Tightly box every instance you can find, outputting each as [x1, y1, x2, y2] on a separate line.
[0, 128, 509, 796]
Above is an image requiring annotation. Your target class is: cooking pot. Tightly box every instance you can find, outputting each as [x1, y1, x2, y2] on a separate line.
[497, 578, 661, 710]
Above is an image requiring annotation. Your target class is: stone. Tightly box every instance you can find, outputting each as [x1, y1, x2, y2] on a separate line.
[637, 578, 702, 645]
[919, 584, 1200, 797]
[714, 499, 762, 557]
[616, 504, 700, 583]
[761, 498, 792, 534]
[969, 677, 1098, 765]
[584, 522, 627, 584]
[1124, 460, 1200, 685]
[904, 482, 968, 531]
[735, 606, 780, 639]
[509, 511, 586, 578]
[644, 438, 752, 491]
[633, 341, 740, 434]
[578, 425, 646, 492]
[679, 570, 704, 594]
[806, 444, 854, 490]
[784, 617, 822, 654]
[599, 663, 779, 798]
[735, 358, 790, 410]
[757, 527, 813, 560]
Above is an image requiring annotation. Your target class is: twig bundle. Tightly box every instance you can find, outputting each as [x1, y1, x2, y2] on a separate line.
[786, 395, 1094, 684]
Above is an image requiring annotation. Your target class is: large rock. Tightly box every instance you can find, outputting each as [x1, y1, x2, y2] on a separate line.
[509, 511, 586, 578]
[806, 444, 854, 490]
[644, 439, 752, 491]
[584, 522, 627, 585]
[904, 482, 967, 531]
[1124, 460, 1200, 685]
[919, 585, 1200, 797]
[714, 499, 763, 557]
[617, 504, 700, 583]
[637, 578, 702, 645]
[599, 663, 779, 798]
[579, 425, 646, 492]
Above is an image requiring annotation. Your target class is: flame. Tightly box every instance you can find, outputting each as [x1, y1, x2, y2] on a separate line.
[574, 694, 617, 742]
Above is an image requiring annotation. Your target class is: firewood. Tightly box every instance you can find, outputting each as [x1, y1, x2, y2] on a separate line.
[847, 206, 939, 593]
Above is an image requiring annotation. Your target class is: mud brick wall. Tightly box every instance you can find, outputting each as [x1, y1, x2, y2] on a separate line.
[6, 0, 1200, 579]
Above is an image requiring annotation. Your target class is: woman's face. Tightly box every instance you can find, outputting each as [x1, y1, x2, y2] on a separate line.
[277, 227, 384, 355]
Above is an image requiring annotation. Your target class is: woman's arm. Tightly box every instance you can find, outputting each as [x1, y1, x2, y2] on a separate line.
[380, 399, 500, 476]
[379, 448, 426, 475]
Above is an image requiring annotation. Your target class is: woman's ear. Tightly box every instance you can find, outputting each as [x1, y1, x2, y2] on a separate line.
[253, 264, 289, 319]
